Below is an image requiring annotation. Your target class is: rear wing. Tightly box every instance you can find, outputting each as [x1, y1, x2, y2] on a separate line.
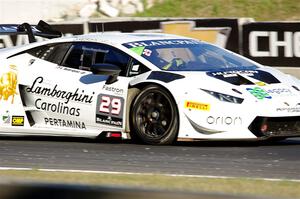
[0, 20, 62, 43]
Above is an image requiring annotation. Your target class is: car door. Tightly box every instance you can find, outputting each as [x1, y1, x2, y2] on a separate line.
[23, 41, 133, 137]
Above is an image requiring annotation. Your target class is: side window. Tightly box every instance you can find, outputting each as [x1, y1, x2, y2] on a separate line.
[27, 46, 47, 58]
[27, 43, 71, 65]
[42, 43, 72, 64]
[62, 42, 131, 76]
[128, 59, 150, 77]
[63, 44, 84, 69]
[103, 48, 130, 75]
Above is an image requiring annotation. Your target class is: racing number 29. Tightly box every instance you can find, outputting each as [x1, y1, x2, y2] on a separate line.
[99, 96, 122, 115]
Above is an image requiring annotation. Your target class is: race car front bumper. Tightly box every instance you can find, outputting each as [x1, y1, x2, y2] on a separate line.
[248, 116, 300, 138]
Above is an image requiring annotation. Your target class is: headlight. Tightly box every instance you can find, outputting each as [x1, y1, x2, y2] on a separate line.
[201, 89, 244, 104]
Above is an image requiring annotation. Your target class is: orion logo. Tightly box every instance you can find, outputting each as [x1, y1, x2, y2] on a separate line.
[246, 87, 272, 100]
[207, 116, 242, 125]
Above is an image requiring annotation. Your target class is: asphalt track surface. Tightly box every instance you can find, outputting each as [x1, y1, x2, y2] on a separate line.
[0, 136, 300, 180]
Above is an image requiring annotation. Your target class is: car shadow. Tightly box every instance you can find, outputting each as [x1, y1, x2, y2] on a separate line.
[174, 138, 300, 147]
[0, 135, 300, 147]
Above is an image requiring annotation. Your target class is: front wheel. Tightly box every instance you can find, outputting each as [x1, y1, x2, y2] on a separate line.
[130, 85, 179, 145]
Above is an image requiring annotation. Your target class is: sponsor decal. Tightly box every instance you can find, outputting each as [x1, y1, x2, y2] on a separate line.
[143, 49, 152, 57]
[255, 81, 266, 86]
[247, 87, 294, 99]
[0, 65, 18, 104]
[130, 46, 145, 56]
[211, 70, 258, 78]
[26, 76, 94, 104]
[44, 118, 86, 129]
[27, 77, 96, 117]
[11, 116, 24, 126]
[184, 101, 210, 111]
[246, 87, 272, 100]
[125, 39, 201, 48]
[56, 66, 86, 74]
[102, 85, 124, 95]
[276, 107, 300, 113]
[206, 116, 242, 125]
[34, 98, 80, 117]
[265, 88, 293, 95]
[2, 110, 10, 124]
[96, 94, 124, 127]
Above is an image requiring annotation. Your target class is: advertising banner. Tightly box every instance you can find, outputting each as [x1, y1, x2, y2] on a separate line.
[0, 23, 84, 48]
[242, 22, 300, 67]
[88, 18, 240, 52]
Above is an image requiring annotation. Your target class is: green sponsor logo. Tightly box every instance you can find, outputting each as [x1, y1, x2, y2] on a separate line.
[246, 87, 272, 100]
[130, 46, 145, 55]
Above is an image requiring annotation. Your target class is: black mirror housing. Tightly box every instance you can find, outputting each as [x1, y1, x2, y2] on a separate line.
[91, 63, 121, 84]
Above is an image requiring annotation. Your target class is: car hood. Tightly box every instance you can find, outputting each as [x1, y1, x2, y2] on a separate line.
[171, 67, 300, 102]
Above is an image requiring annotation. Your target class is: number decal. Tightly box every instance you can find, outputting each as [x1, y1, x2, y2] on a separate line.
[111, 98, 121, 115]
[99, 96, 110, 113]
[96, 94, 124, 127]
[99, 96, 122, 115]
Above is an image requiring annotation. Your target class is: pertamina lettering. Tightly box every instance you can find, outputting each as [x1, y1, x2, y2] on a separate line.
[44, 118, 86, 129]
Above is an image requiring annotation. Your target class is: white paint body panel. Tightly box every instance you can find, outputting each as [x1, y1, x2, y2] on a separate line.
[0, 33, 300, 141]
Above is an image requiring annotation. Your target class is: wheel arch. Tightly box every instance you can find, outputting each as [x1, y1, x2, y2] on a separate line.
[125, 81, 180, 141]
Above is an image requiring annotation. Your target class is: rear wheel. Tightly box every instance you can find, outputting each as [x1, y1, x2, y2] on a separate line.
[130, 85, 179, 145]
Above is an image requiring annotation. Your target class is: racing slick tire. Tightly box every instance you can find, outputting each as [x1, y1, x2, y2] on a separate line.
[130, 85, 179, 145]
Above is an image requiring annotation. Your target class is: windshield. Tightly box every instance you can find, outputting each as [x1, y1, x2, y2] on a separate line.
[123, 39, 257, 71]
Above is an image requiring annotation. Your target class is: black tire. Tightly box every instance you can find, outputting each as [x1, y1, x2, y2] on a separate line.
[267, 137, 287, 142]
[130, 85, 179, 145]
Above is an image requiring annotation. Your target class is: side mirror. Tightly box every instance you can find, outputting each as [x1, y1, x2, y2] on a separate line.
[91, 63, 121, 84]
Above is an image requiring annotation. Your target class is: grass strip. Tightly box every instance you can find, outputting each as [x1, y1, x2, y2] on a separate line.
[0, 170, 300, 198]
[136, 0, 300, 21]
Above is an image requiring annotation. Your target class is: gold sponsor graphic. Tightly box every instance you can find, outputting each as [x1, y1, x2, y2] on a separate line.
[161, 21, 231, 47]
[255, 81, 266, 86]
[0, 65, 18, 104]
[12, 116, 24, 126]
[185, 101, 210, 111]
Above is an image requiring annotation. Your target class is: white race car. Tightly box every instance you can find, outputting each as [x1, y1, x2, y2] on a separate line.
[0, 21, 300, 145]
